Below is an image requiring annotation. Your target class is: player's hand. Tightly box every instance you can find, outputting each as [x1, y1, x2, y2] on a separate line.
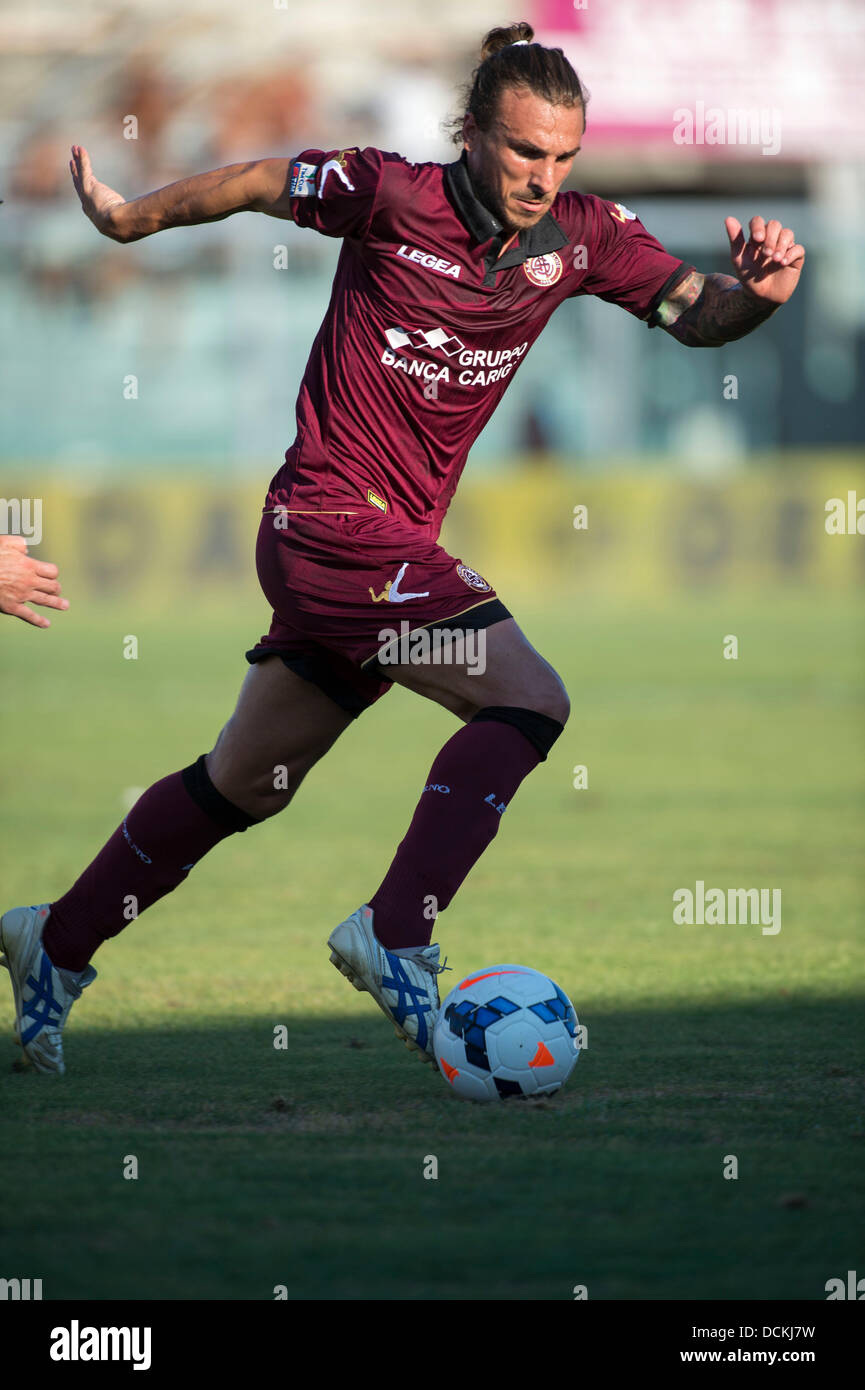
[70, 145, 126, 238]
[725, 216, 805, 305]
[0, 535, 69, 628]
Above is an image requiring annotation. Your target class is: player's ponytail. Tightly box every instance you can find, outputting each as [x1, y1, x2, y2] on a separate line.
[480, 21, 534, 61]
[449, 21, 589, 144]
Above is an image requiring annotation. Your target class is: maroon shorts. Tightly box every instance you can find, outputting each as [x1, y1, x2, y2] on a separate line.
[246, 509, 511, 716]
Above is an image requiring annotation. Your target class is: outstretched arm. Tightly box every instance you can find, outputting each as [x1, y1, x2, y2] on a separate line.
[70, 146, 295, 243]
[655, 215, 805, 347]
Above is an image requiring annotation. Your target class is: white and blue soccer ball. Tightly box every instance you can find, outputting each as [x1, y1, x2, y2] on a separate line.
[434, 964, 580, 1102]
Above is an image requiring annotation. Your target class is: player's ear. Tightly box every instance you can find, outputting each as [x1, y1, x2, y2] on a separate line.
[462, 112, 477, 150]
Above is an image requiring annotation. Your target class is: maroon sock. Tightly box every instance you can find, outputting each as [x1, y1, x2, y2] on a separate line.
[369, 714, 558, 950]
[44, 758, 257, 971]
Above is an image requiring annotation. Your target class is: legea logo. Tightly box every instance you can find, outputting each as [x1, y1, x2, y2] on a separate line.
[395, 245, 461, 279]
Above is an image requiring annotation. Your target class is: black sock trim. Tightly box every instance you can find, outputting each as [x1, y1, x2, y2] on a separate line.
[471, 706, 564, 761]
[181, 755, 260, 832]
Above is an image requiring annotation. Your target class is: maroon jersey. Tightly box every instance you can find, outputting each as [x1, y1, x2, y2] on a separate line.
[269, 146, 691, 537]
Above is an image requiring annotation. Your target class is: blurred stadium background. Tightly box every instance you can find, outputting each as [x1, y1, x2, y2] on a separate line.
[1, 0, 864, 1303]
[1, 0, 863, 605]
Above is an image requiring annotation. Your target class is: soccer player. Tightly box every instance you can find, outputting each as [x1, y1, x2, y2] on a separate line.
[1, 22, 804, 1074]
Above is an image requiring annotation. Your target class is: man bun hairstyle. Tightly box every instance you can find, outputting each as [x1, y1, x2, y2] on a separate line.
[450, 20, 589, 145]
[480, 20, 535, 61]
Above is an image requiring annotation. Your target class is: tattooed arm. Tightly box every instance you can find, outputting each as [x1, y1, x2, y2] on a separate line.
[654, 215, 805, 347]
[654, 271, 778, 346]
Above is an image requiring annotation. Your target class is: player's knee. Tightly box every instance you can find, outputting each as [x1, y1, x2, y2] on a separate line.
[525, 671, 570, 727]
[250, 763, 304, 818]
[538, 680, 570, 727]
[480, 669, 570, 729]
[202, 747, 302, 821]
[184, 753, 266, 831]
[472, 699, 568, 762]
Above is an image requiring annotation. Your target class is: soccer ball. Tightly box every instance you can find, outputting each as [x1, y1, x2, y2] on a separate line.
[434, 964, 580, 1102]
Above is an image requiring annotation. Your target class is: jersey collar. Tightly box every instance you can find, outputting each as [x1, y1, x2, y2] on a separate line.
[444, 150, 569, 268]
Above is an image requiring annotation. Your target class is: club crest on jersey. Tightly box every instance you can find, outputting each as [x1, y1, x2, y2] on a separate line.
[523, 252, 563, 287]
[609, 202, 637, 223]
[456, 563, 491, 593]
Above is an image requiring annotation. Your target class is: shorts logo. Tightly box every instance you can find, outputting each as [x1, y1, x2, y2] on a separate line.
[456, 563, 491, 592]
[289, 160, 318, 198]
[523, 252, 563, 287]
[609, 201, 637, 223]
[367, 488, 387, 512]
[369, 561, 431, 604]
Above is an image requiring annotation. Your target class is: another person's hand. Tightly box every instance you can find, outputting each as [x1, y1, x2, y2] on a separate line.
[0, 535, 69, 628]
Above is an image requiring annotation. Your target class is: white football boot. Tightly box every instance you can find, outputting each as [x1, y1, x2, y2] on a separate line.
[328, 904, 445, 1063]
[0, 904, 96, 1074]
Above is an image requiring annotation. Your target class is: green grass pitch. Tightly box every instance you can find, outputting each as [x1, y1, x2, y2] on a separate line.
[0, 590, 862, 1300]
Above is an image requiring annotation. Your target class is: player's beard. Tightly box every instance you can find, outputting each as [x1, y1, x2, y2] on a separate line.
[471, 166, 546, 235]
[469, 166, 518, 234]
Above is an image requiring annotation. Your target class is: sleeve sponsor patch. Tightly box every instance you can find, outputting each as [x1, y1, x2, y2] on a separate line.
[288, 145, 384, 240]
[289, 160, 318, 198]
